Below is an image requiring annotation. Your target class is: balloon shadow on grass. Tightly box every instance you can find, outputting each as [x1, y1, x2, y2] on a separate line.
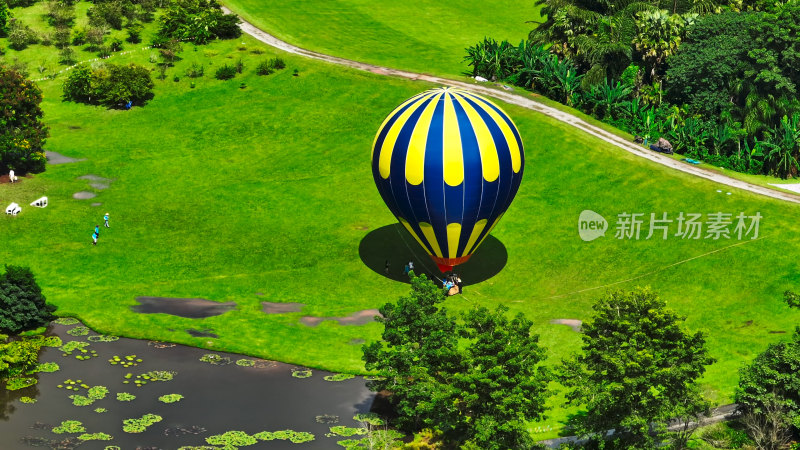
[358, 224, 507, 286]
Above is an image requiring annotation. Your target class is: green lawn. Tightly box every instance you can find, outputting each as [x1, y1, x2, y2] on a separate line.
[2, 21, 800, 439]
[220, 0, 541, 77]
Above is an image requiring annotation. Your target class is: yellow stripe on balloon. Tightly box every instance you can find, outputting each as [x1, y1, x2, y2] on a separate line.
[442, 93, 464, 186]
[464, 218, 488, 255]
[419, 222, 443, 258]
[372, 91, 429, 160]
[446, 223, 462, 258]
[399, 217, 432, 256]
[453, 95, 500, 182]
[474, 213, 504, 251]
[405, 92, 443, 185]
[379, 93, 436, 179]
[458, 91, 522, 173]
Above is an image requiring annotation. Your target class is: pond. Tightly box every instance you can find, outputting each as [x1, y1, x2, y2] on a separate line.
[0, 321, 379, 449]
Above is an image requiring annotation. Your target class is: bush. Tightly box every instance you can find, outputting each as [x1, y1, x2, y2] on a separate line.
[109, 38, 123, 52]
[126, 22, 143, 43]
[63, 63, 154, 107]
[88, 1, 124, 30]
[71, 27, 86, 46]
[0, 266, 56, 334]
[235, 57, 244, 73]
[7, 19, 38, 50]
[59, 46, 76, 65]
[184, 61, 204, 78]
[46, 0, 75, 28]
[256, 57, 285, 76]
[214, 64, 236, 80]
[255, 60, 273, 76]
[53, 26, 71, 49]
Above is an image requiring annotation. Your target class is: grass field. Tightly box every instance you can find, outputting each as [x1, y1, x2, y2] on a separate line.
[2, 3, 800, 437]
[220, 0, 541, 77]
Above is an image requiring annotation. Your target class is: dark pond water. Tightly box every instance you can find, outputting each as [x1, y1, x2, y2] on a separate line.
[0, 322, 377, 449]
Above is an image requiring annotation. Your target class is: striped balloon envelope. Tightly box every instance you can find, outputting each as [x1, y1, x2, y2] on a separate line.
[371, 87, 524, 273]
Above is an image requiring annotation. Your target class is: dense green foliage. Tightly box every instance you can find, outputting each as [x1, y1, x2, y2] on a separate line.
[156, 0, 240, 45]
[363, 275, 550, 448]
[0, 266, 56, 334]
[0, 1, 10, 37]
[62, 63, 154, 107]
[0, 335, 47, 381]
[465, 0, 800, 178]
[561, 288, 713, 448]
[0, 65, 48, 174]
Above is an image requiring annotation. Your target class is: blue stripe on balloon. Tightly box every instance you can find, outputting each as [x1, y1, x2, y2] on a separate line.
[450, 94, 483, 257]
[422, 94, 448, 256]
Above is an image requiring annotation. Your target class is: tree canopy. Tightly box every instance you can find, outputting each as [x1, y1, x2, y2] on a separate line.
[0, 65, 48, 174]
[0, 265, 56, 335]
[63, 63, 154, 107]
[561, 287, 714, 448]
[362, 275, 550, 448]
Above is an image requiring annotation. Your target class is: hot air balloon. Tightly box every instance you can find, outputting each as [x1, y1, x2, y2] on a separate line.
[371, 87, 524, 273]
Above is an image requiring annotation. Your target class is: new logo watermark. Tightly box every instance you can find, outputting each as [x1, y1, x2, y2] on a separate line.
[579, 211, 761, 241]
[578, 210, 608, 242]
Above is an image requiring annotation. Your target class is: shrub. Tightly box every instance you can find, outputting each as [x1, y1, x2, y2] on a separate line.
[214, 64, 236, 80]
[268, 57, 285, 70]
[109, 38, 123, 52]
[71, 27, 86, 45]
[0, 68, 48, 174]
[255, 60, 273, 76]
[63, 63, 154, 107]
[7, 19, 38, 50]
[126, 22, 142, 43]
[46, 0, 75, 28]
[85, 26, 107, 50]
[184, 61, 204, 78]
[235, 57, 244, 73]
[0, 266, 56, 334]
[53, 26, 71, 49]
[88, 1, 124, 30]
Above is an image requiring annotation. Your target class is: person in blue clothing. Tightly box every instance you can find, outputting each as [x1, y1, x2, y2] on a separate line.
[104, 213, 110, 228]
[92, 231, 98, 246]
[95, 224, 100, 237]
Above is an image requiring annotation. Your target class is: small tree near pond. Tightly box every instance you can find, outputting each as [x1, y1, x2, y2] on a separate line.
[63, 63, 154, 107]
[0, 265, 56, 335]
[560, 287, 714, 449]
[362, 275, 550, 449]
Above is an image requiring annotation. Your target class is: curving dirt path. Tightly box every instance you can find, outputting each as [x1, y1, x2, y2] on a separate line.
[225, 8, 800, 205]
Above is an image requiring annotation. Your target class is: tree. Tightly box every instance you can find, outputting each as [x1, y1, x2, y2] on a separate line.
[561, 287, 714, 449]
[0, 266, 56, 335]
[0, 1, 10, 38]
[0, 66, 48, 174]
[362, 275, 550, 448]
[157, 0, 239, 44]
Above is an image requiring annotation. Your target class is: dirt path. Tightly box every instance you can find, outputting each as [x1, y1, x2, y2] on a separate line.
[226, 8, 800, 205]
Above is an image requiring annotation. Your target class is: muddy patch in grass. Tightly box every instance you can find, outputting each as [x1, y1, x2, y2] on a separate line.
[551, 319, 582, 332]
[301, 309, 382, 327]
[131, 297, 236, 318]
[77, 174, 113, 190]
[262, 302, 304, 314]
[186, 328, 218, 338]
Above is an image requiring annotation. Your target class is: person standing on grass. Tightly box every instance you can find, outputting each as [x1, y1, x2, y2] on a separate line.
[104, 213, 110, 228]
[95, 224, 100, 238]
[92, 230, 98, 246]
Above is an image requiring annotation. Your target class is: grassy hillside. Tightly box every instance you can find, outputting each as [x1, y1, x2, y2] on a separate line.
[221, 0, 542, 77]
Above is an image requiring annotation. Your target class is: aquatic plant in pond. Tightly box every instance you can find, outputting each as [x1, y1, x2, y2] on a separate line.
[254, 430, 315, 443]
[109, 355, 141, 367]
[88, 386, 109, 400]
[67, 326, 90, 336]
[7, 377, 36, 390]
[362, 376, 385, 381]
[52, 420, 86, 434]
[59, 341, 90, 355]
[291, 369, 312, 379]
[95, 407, 107, 413]
[88, 335, 120, 342]
[122, 413, 162, 433]
[69, 394, 94, 406]
[206, 430, 258, 447]
[54, 318, 79, 325]
[43, 336, 63, 347]
[327, 426, 367, 437]
[236, 359, 255, 367]
[324, 373, 355, 382]
[133, 370, 176, 386]
[31, 362, 60, 373]
[353, 413, 385, 426]
[158, 393, 184, 403]
[116, 392, 136, 401]
[75, 349, 99, 361]
[200, 353, 232, 365]
[78, 432, 113, 441]
[20, 396, 36, 403]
